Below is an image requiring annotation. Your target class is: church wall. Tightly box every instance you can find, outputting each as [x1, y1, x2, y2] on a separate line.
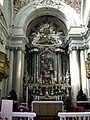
[0, 5, 8, 54]
[11, 0, 89, 102]
[0, 0, 90, 103]
[3, 0, 13, 29]
[0, 4, 10, 100]
[83, 0, 90, 27]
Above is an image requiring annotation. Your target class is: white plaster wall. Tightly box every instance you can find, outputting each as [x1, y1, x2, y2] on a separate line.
[81, 0, 90, 27]
[3, 0, 13, 29]
[0, 0, 4, 6]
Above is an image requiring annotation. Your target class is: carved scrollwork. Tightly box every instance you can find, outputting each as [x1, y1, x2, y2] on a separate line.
[0, 52, 9, 81]
[87, 18, 90, 29]
[85, 53, 90, 79]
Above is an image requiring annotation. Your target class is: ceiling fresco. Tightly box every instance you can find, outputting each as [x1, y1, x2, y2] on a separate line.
[13, 0, 81, 17]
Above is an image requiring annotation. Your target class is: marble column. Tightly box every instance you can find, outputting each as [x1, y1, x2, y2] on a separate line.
[8, 47, 14, 93]
[20, 50, 25, 101]
[57, 53, 59, 83]
[58, 53, 62, 83]
[4, 46, 10, 95]
[80, 49, 87, 94]
[34, 53, 36, 83]
[69, 48, 80, 99]
[15, 47, 22, 101]
[33, 48, 38, 84]
[55, 48, 62, 83]
[1, 78, 7, 98]
[83, 45, 89, 98]
[54, 54, 57, 82]
[36, 54, 39, 82]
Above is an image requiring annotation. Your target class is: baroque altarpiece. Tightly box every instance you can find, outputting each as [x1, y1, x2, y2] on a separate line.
[24, 16, 71, 101]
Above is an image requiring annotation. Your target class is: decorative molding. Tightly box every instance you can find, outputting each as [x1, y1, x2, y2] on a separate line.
[37, 0, 61, 5]
[78, 45, 89, 50]
[68, 45, 89, 53]
[55, 47, 65, 53]
[28, 17, 65, 46]
[13, 0, 81, 18]
[29, 48, 39, 53]
[5, 46, 25, 53]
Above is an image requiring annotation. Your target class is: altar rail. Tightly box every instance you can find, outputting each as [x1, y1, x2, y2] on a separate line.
[0, 100, 36, 120]
[0, 112, 36, 120]
[58, 112, 90, 120]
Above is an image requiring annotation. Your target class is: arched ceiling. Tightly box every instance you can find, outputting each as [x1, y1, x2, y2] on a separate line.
[0, 0, 13, 28]
[0, 5, 7, 28]
[14, 0, 81, 31]
[13, 0, 81, 17]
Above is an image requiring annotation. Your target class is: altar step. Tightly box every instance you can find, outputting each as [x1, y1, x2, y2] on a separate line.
[34, 116, 59, 120]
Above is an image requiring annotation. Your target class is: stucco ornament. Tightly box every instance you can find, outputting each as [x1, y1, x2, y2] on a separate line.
[31, 23, 63, 45]
[35, 0, 61, 5]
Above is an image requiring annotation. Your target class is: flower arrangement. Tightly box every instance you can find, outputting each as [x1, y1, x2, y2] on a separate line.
[0, 117, 8, 120]
[63, 95, 73, 112]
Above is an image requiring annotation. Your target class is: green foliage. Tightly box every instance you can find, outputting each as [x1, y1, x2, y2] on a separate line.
[64, 95, 73, 112]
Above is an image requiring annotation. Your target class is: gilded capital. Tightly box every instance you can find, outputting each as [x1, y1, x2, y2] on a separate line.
[85, 53, 90, 79]
[0, 52, 9, 81]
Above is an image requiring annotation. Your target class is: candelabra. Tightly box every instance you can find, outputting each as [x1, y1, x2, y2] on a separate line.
[24, 70, 71, 101]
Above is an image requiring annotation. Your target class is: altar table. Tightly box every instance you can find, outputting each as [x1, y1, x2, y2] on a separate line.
[31, 101, 64, 116]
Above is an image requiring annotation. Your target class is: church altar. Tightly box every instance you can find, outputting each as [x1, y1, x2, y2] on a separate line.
[31, 101, 64, 116]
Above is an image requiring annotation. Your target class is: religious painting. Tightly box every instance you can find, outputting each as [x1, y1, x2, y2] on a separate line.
[40, 51, 54, 84]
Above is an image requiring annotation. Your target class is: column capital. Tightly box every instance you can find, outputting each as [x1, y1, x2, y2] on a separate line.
[68, 46, 78, 54]
[69, 45, 89, 53]
[29, 47, 39, 53]
[6, 46, 14, 51]
[6, 46, 25, 53]
[14, 47, 25, 53]
[78, 45, 89, 50]
[55, 47, 65, 53]
[12, 35, 29, 45]
[5, 46, 10, 50]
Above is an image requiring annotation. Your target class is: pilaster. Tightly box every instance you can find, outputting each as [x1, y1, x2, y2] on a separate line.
[55, 47, 65, 83]
[6, 46, 14, 94]
[69, 47, 80, 99]
[69, 44, 89, 98]
[15, 47, 22, 101]
[9, 34, 28, 102]
[80, 47, 87, 95]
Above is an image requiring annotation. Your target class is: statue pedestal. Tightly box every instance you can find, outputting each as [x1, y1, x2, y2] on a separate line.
[77, 101, 90, 109]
